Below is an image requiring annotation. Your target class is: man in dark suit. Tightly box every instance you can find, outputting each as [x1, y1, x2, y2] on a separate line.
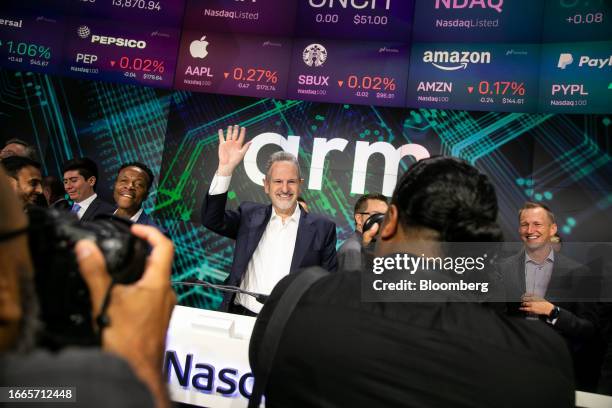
[112, 162, 162, 229]
[62, 157, 114, 222]
[500, 201, 600, 389]
[202, 125, 337, 315]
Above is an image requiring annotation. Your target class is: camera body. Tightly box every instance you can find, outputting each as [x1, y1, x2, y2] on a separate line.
[27, 207, 148, 349]
[362, 212, 385, 234]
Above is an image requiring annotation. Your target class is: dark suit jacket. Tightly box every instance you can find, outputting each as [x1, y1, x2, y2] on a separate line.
[135, 210, 167, 234]
[499, 250, 598, 339]
[202, 192, 337, 311]
[81, 197, 115, 222]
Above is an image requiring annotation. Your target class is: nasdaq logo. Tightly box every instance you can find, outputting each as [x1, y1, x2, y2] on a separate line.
[423, 50, 491, 71]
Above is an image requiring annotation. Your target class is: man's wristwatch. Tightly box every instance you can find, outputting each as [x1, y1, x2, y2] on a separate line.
[549, 306, 560, 320]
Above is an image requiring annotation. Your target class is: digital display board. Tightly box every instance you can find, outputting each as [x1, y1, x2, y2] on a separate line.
[407, 43, 540, 112]
[413, 0, 545, 42]
[295, 0, 415, 41]
[0, 9, 66, 74]
[542, 0, 612, 42]
[183, 0, 298, 36]
[175, 32, 291, 99]
[70, 0, 186, 27]
[63, 18, 179, 88]
[287, 39, 410, 107]
[0, 0, 609, 113]
[539, 41, 611, 114]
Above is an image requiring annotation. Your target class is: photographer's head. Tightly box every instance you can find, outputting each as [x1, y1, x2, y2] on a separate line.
[0, 168, 37, 352]
[1, 156, 43, 209]
[113, 162, 154, 218]
[63, 157, 98, 203]
[375, 156, 502, 257]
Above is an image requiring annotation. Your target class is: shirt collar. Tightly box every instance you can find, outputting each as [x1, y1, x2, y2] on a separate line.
[114, 207, 144, 223]
[271, 204, 301, 224]
[525, 248, 555, 264]
[130, 208, 144, 222]
[77, 193, 97, 208]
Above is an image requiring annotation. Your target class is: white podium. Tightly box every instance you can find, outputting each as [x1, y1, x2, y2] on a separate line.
[165, 306, 256, 408]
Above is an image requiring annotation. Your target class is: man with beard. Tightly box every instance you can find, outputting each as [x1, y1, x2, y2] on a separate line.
[1, 156, 43, 210]
[201, 125, 337, 315]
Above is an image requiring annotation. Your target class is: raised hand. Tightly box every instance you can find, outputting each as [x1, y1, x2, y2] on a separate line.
[217, 125, 250, 176]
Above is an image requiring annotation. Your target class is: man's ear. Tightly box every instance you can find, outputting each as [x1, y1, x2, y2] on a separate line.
[7, 177, 18, 192]
[379, 204, 399, 241]
[87, 176, 96, 187]
[354, 213, 362, 229]
[550, 222, 558, 238]
[263, 177, 269, 195]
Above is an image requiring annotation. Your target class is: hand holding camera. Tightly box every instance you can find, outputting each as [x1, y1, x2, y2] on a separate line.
[75, 224, 176, 408]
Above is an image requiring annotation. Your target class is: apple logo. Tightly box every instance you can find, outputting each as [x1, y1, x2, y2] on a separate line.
[190, 36, 209, 59]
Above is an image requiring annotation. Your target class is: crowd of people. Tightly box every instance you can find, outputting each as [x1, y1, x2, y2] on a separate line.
[0, 138, 160, 229]
[1, 131, 611, 407]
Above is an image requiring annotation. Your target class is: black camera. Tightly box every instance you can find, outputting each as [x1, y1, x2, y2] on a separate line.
[27, 207, 148, 349]
[362, 212, 385, 234]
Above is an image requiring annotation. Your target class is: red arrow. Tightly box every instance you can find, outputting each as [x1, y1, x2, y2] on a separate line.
[338, 80, 344, 87]
[223, 72, 229, 79]
[110, 60, 116, 67]
[467, 86, 474, 94]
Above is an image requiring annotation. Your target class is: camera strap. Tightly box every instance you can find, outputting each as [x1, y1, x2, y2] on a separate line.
[0, 226, 28, 243]
[95, 279, 116, 343]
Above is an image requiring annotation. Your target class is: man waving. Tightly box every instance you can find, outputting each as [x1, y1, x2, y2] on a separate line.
[201, 125, 337, 315]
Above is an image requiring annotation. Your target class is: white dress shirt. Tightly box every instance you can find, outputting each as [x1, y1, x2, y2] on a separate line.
[113, 208, 143, 223]
[74, 193, 97, 220]
[209, 174, 301, 313]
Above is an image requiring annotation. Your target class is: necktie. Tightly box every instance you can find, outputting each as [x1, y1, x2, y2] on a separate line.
[71, 203, 81, 214]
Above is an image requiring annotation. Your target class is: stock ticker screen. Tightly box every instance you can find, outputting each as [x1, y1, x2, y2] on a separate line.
[0, 0, 610, 113]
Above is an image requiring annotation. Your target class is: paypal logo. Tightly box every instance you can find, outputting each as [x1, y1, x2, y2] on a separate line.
[557, 53, 573, 69]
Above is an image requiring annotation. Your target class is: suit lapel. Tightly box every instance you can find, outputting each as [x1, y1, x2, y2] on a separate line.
[289, 212, 315, 274]
[81, 198, 99, 222]
[245, 205, 272, 262]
